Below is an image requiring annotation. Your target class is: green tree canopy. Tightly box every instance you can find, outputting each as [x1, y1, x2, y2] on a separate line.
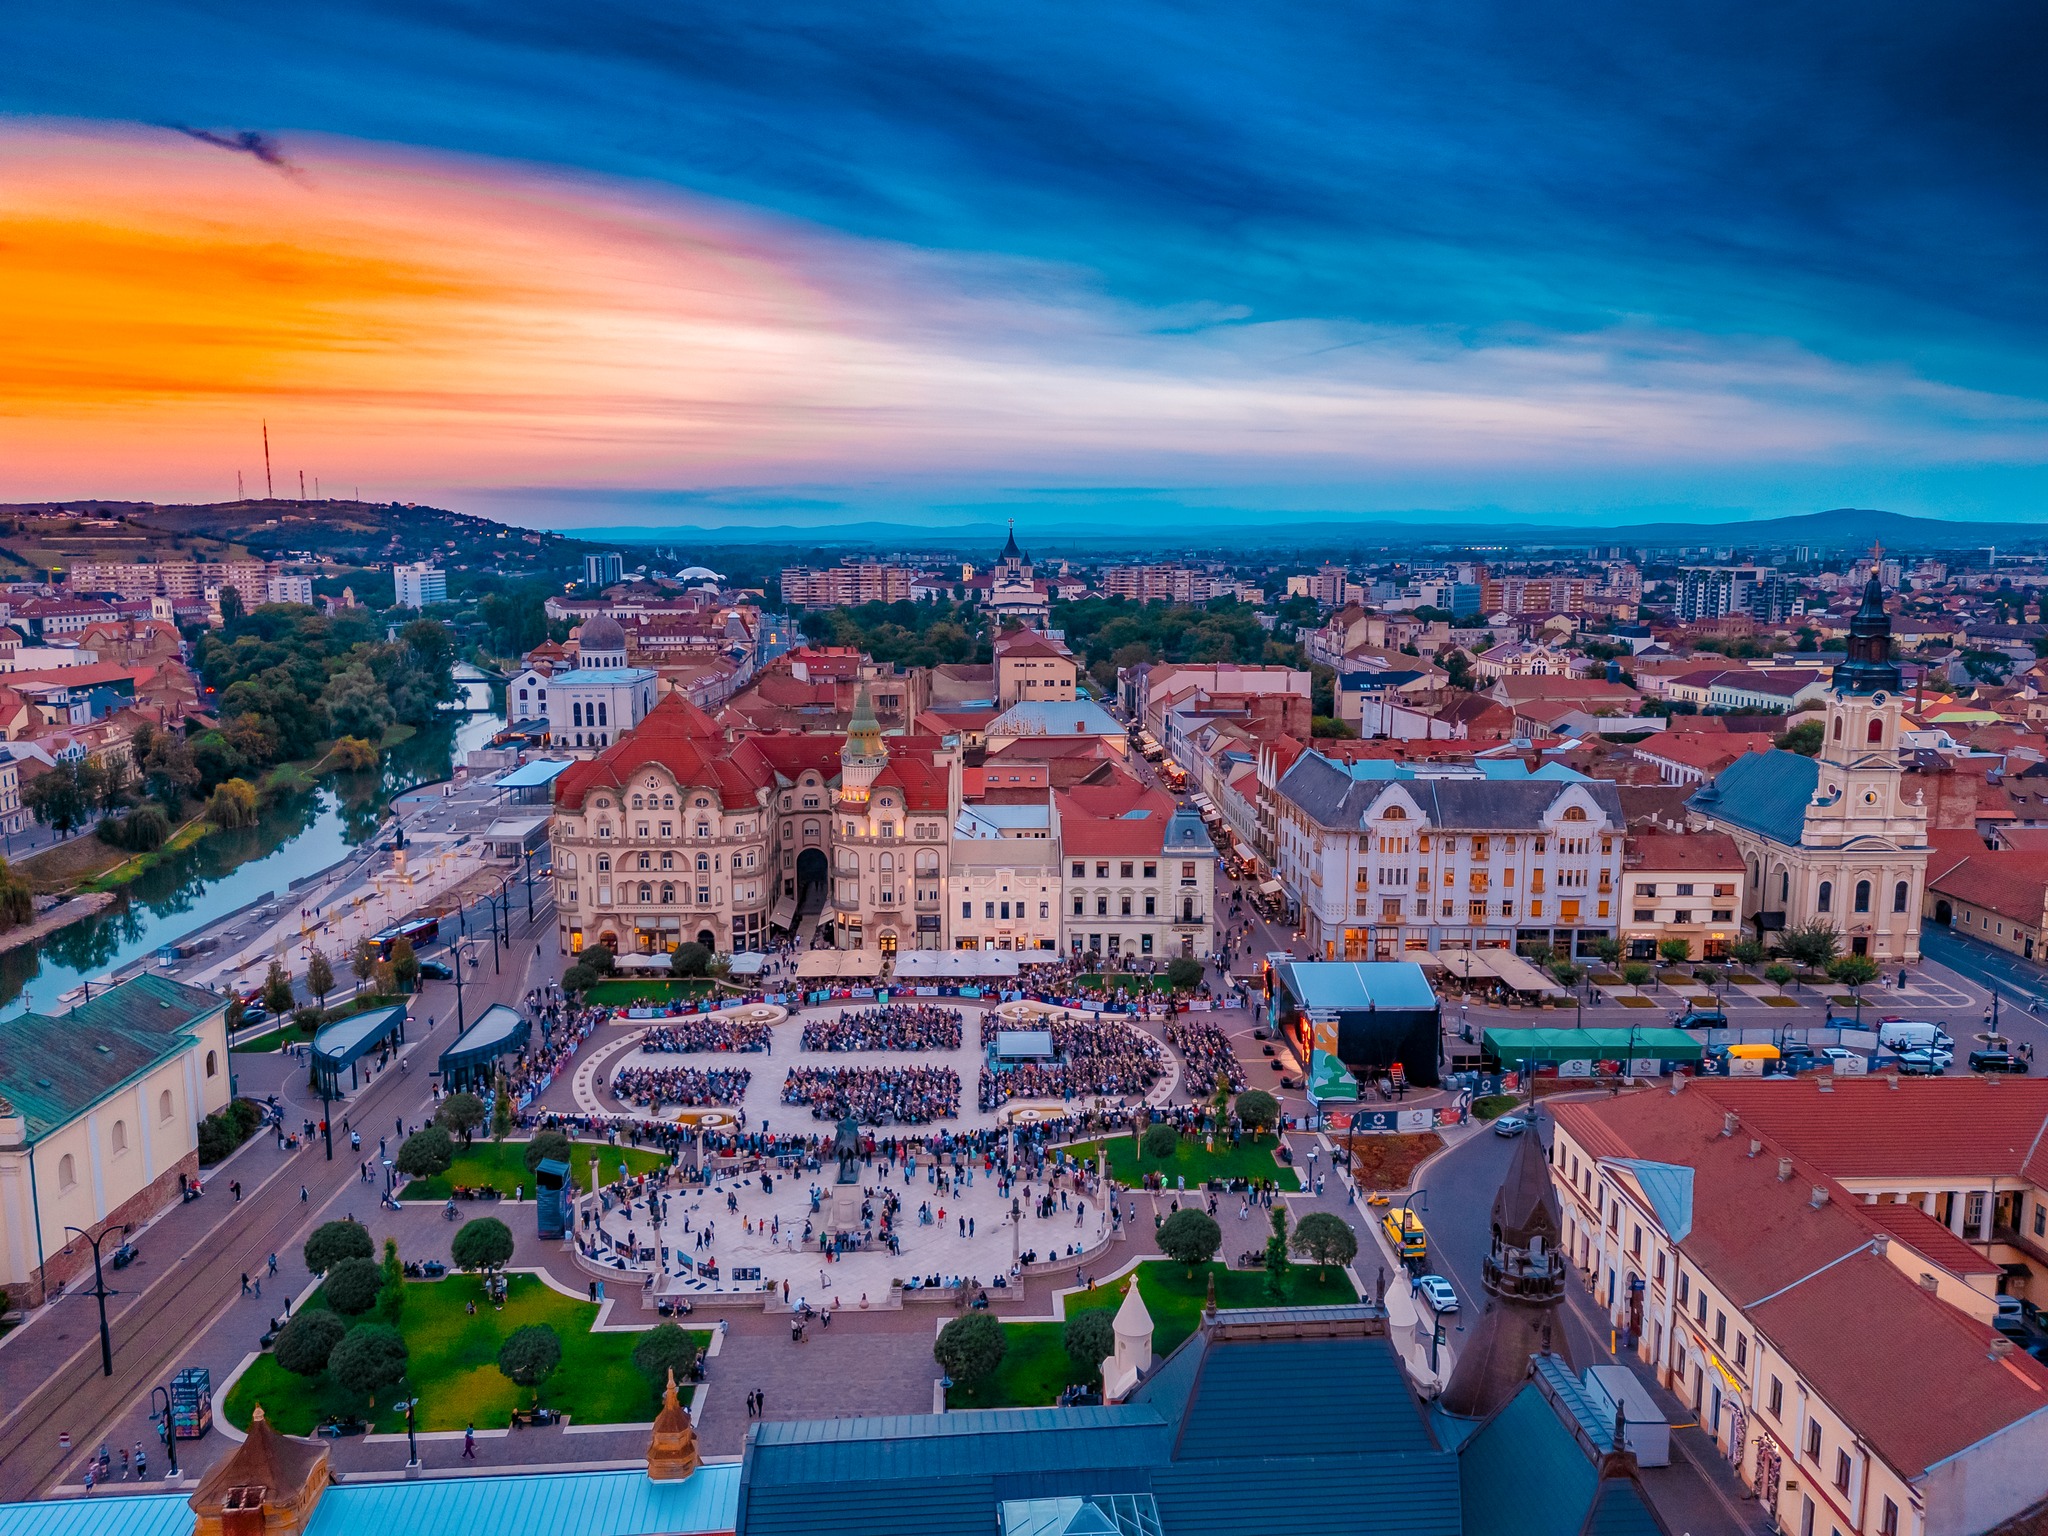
[436, 1092, 488, 1143]
[669, 942, 712, 978]
[451, 1216, 515, 1274]
[1233, 1088, 1280, 1135]
[273, 1309, 347, 1378]
[1157, 1209, 1223, 1274]
[1062, 1309, 1115, 1377]
[497, 1323, 563, 1395]
[395, 1126, 455, 1178]
[1142, 1123, 1179, 1159]
[328, 1323, 408, 1406]
[1291, 1212, 1359, 1279]
[630, 1321, 699, 1388]
[304, 1218, 374, 1274]
[322, 1256, 385, 1316]
[934, 1312, 1007, 1386]
[523, 1128, 574, 1173]
[1163, 956, 1204, 992]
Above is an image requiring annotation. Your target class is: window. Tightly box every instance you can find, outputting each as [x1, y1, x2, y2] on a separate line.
[1767, 1377, 1783, 1417]
[986, 902, 996, 919]
[1096, 862, 1109, 878]
[1881, 1498, 1899, 1536]
[638, 852, 652, 870]
[111, 1119, 127, 1154]
[1834, 1450, 1851, 1492]
[596, 854, 611, 873]
[1854, 880, 1871, 914]
[1143, 862, 1157, 879]
[1713, 1312, 1726, 1346]
[1894, 880, 1908, 913]
[1144, 895, 1156, 916]
[159, 1089, 173, 1123]
[206, 1049, 218, 1078]
[660, 883, 675, 903]
[1072, 861, 1085, 878]
[1806, 1420, 1822, 1459]
[1637, 883, 1657, 898]
[1676, 882, 1694, 896]
[1120, 896, 1132, 916]
[1073, 896, 1084, 916]
[1039, 902, 1049, 919]
[1817, 880, 1832, 913]
[1096, 897, 1108, 916]
[1734, 1334, 1748, 1368]
[1677, 1272, 1690, 1305]
[1867, 717, 1883, 744]
[1695, 1292, 1707, 1324]
[58, 1153, 76, 1190]
[963, 901, 973, 919]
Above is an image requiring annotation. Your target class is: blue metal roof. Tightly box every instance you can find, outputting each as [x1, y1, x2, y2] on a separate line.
[492, 759, 573, 789]
[1459, 1383, 1598, 1536]
[1611, 1159, 1695, 1244]
[312, 1004, 407, 1070]
[304, 1464, 739, 1536]
[0, 1494, 192, 1536]
[1151, 1456, 1461, 1536]
[1275, 961, 1439, 1013]
[545, 667, 656, 685]
[1689, 748, 1817, 847]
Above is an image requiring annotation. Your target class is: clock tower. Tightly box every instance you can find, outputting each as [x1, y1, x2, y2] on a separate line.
[1810, 571, 1911, 830]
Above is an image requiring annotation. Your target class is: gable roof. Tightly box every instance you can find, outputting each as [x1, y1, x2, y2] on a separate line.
[1688, 749, 1819, 846]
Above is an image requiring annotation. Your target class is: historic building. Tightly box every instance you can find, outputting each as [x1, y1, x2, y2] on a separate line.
[549, 688, 957, 957]
[1688, 576, 1929, 961]
[976, 523, 1051, 627]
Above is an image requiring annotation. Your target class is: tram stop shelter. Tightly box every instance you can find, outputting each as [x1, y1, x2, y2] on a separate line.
[311, 1005, 409, 1095]
[437, 1003, 531, 1092]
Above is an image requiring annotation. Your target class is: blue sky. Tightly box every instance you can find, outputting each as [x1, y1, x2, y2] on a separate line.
[7, 1, 2048, 528]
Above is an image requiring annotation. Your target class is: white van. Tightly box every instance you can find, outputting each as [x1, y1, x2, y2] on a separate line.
[1878, 1020, 1953, 1054]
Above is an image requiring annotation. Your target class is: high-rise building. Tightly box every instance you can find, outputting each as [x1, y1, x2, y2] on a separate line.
[393, 563, 447, 609]
[584, 552, 625, 588]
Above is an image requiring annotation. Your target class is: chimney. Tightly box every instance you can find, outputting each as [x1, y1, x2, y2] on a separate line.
[1748, 1139, 1763, 1158]
[1870, 1234, 1889, 1258]
[1721, 1111, 1739, 1137]
[1886, 1073, 1900, 1089]
[1817, 1075, 1834, 1093]
[1919, 1274, 1939, 1293]
[1778, 1158, 1794, 1182]
[1809, 1186, 1829, 1209]
[1991, 1338, 2016, 1360]
[1670, 1072, 1688, 1095]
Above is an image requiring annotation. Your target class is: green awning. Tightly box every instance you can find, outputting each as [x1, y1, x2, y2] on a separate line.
[1481, 1027, 1702, 1064]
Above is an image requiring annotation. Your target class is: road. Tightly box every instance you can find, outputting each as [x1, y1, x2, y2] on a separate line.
[0, 894, 554, 1499]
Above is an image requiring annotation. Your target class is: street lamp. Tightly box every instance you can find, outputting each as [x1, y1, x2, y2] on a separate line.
[63, 1225, 122, 1376]
[402, 1392, 420, 1468]
[150, 1384, 179, 1478]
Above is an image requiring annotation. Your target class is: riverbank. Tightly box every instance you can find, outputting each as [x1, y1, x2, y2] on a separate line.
[0, 891, 118, 959]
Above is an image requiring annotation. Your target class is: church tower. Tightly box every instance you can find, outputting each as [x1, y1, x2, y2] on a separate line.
[839, 682, 887, 807]
[1811, 568, 1911, 831]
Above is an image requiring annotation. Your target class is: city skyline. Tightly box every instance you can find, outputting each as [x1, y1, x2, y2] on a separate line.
[5, 2, 2047, 529]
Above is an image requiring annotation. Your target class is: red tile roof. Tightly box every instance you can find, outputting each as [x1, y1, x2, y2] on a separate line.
[1623, 827, 1743, 873]
[1925, 847, 2048, 928]
[1860, 1202, 2003, 1277]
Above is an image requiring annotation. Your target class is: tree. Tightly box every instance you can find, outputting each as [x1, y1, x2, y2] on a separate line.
[1775, 719, 1825, 756]
[304, 1218, 374, 1274]
[1291, 1212, 1359, 1281]
[216, 583, 244, 632]
[24, 763, 88, 834]
[206, 777, 260, 829]
[1657, 938, 1692, 967]
[388, 935, 421, 993]
[1157, 1209, 1222, 1275]
[395, 1126, 454, 1178]
[1550, 959, 1581, 988]
[1142, 1123, 1178, 1160]
[492, 1069, 514, 1140]
[331, 736, 379, 772]
[141, 732, 199, 812]
[562, 962, 600, 996]
[377, 1237, 405, 1326]
[1263, 1204, 1293, 1298]
[1694, 965, 1721, 990]
[351, 937, 377, 986]
[497, 1323, 562, 1401]
[306, 948, 335, 1011]
[322, 664, 395, 742]
[328, 1323, 408, 1407]
[436, 1092, 488, 1145]
[262, 959, 295, 1018]
[668, 942, 711, 978]
[323, 1256, 385, 1316]
[1763, 961, 1796, 997]
[1164, 956, 1204, 993]
[1827, 953, 1880, 1003]
[523, 1127, 573, 1173]
[1619, 961, 1653, 996]
[273, 1309, 347, 1378]
[0, 860, 32, 931]
[1590, 936, 1623, 968]
[1234, 1088, 1280, 1137]
[1730, 937, 1768, 971]
[631, 1321, 699, 1388]
[1781, 919, 1841, 972]
[1062, 1309, 1115, 1378]
[933, 1312, 1006, 1386]
[451, 1216, 514, 1275]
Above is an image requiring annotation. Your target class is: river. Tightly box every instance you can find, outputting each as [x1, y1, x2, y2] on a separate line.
[0, 710, 506, 1018]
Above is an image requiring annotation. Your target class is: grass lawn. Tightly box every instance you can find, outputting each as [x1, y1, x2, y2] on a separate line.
[224, 1273, 708, 1433]
[399, 1139, 671, 1201]
[232, 1026, 302, 1054]
[1066, 1135, 1301, 1192]
[1613, 996, 1656, 1008]
[946, 1260, 1358, 1408]
[584, 979, 719, 1007]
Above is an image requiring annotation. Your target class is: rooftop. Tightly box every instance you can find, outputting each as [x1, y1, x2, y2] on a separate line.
[0, 974, 225, 1140]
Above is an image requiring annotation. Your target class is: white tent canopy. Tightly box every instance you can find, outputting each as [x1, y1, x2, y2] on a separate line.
[891, 950, 1023, 980]
[611, 952, 672, 973]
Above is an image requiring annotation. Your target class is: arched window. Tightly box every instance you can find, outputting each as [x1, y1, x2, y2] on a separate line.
[1854, 880, 1871, 913]
[58, 1153, 76, 1190]
[1382, 806, 1407, 821]
[696, 853, 710, 872]
[1867, 718, 1882, 744]
[638, 883, 653, 902]
[596, 854, 611, 873]
[111, 1119, 127, 1154]
[1893, 880, 1908, 913]
[637, 852, 651, 870]
[158, 1089, 173, 1123]
[1817, 881, 1832, 913]
[1562, 807, 1587, 822]
[661, 884, 675, 903]
[1833, 715, 1843, 739]
[205, 1049, 218, 1078]
[916, 850, 940, 876]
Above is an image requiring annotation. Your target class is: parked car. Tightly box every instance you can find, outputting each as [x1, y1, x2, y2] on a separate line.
[1672, 1009, 1729, 1030]
[1820, 1046, 1861, 1067]
[238, 1005, 270, 1027]
[1996, 1297, 2029, 1337]
[1969, 1050, 2030, 1074]
[1894, 1048, 1948, 1076]
[417, 959, 454, 980]
[1493, 1114, 1529, 1138]
[1414, 1274, 1459, 1313]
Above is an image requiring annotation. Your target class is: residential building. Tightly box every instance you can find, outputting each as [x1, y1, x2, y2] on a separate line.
[1619, 827, 1746, 959]
[992, 627, 1078, 707]
[548, 687, 958, 957]
[1924, 839, 2048, 959]
[1663, 667, 1828, 714]
[1273, 752, 1624, 961]
[1629, 732, 1778, 787]
[0, 976, 233, 1309]
[777, 561, 914, 609]
[265, 571, 314, 605]
[584, 552, 625, 588]
[1059, 789, 1216, 959]
[1121, 662, 1311, 742]
[946, 835, 1060, 952]
[1689, 578, 1930, 960]
[1550, 1080, 2048, 1536]
[393, 562, 447, 609]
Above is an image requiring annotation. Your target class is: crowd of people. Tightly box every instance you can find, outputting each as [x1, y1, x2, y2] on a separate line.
[612, 1064, 753, 1108]
[779, 1065, 961, 1124]
[640, 1018, 773, 1053]
[1167, 1021, 1246, 1092]
[976, 1019, 1167, 1110]
[799, 1004, 963, 1052]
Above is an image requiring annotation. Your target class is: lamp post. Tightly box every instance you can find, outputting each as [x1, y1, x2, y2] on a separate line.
[151, 1384, 179, 1478]
[1396, 1187, 1428, 1275]
[450, 939, 473, 1035]
[403, 1392, 419, 1468]
[63, 1225, 120, 1376]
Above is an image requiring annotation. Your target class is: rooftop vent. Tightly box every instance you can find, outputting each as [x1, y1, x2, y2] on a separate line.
[1778, 1158, 1795, 1182]
[1886, 1073, 1900, 1089]
[1990, 1338, 2016, 1360]
[1816, 1076, 1834, 1092]
[1721, 1111, 1739, 1137]
[1919, 1274, 1940, 1293]
[1748, 1139, 1763, 1158]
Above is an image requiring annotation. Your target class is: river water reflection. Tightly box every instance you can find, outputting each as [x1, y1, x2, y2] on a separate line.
[0, 712, 504, 1018]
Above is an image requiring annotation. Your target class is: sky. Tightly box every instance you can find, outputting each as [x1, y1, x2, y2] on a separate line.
[4, 1, 2047, 531]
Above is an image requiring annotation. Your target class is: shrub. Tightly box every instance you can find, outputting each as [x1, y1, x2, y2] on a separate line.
[206, 778, 260, 830]
[1471, 1094, 1519, 1121]
[328, 1323, 407, 1406]
[934, 1312, 1006, 1386]
[395, 1126, 454, 1178]
[322, 1257, 384, 1316]
[331, 736, 379, 772]
[523, 1129, 573, 1174]
[451, 1216, 514, 1274]
[1163, 956, 1204, 993]
[1062, 1309, 1115, 1377]
[303, 1218, 374, 1274]
[273, 1309, 347, 1378]
[669, 942, 711, 978]
[1141, 1123, 1178, 1160]
[1157, 1209, 1222, 1274]
[631, 1321, 698, 1388]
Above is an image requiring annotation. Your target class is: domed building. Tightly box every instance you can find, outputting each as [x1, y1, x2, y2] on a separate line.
[577, 613, 630, 670]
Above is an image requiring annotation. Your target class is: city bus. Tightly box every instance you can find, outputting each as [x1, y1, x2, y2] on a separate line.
[1381, 1208, 1427, 1264]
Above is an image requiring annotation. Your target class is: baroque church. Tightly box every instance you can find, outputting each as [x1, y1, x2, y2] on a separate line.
[1688, 574, 1929, 962]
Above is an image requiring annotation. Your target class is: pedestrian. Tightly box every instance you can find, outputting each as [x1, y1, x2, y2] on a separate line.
[240, 1272, 250, 1296]
[300, 1185, 308, 1203]
[134, 1444, 146, 1480]
[231, 1180, 241, 1202]
[267, 1252, 278, 1276]
[463, 1424, 476, 1459]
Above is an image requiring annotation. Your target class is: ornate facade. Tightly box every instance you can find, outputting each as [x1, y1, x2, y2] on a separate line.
[550, 690, 958, 956]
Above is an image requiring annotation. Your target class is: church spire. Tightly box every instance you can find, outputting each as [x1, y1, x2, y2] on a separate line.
[1832, 571, 1901, 697]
